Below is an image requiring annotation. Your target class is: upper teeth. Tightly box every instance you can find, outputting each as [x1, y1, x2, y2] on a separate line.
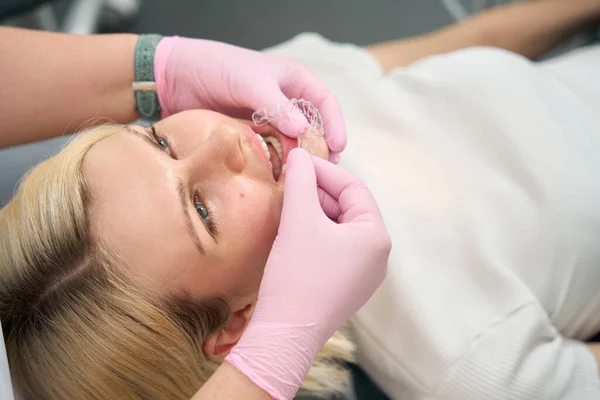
[256, 134, 270, 161]
[263, 136, 282, 161]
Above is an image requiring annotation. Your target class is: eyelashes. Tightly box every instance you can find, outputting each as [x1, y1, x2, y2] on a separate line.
[148, 125, 218, 238]
[193, 192, 218, 238]
[150, 125, 174, 158]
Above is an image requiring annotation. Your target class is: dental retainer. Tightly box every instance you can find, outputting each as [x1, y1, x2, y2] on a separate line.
[252, 98, 325, 156]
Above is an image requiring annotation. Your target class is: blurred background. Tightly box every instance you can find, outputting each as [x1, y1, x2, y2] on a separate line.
[0, 0, 529, 210]
[0, 2, 596, 398]
[2, 0, 513, 48]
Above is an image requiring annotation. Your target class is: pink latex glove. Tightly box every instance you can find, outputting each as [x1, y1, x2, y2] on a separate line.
[154, 36, 347, 163]
[225, 149, 391, 400]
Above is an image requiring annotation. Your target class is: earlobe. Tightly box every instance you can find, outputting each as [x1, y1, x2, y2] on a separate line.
[202, 334, 220, 358]
[202, 332, 237, 358]
[202, 303, 254, 358]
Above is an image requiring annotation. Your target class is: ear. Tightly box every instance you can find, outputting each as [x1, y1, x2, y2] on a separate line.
[203, 303, 254, 358]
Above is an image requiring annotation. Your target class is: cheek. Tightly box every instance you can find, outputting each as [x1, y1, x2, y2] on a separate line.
[218, 178, 282, 257]
[215, 195, 281, 295]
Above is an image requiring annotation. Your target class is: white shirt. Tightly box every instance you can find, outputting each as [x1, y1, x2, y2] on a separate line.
[269, 34, 600, 399]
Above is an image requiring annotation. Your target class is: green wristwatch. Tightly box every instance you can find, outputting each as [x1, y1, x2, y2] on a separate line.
[133, 34, 164, 120]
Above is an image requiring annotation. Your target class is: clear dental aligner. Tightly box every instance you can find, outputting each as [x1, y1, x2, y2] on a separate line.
[252, 98, 325, 155]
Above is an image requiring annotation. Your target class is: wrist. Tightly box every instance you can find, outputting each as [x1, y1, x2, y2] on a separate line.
[132, 34, 164, 120]
[589, 0, 600, 21]
[111, 33, 140, 124]
[560, 0, 600, 25]
[192, 362, 272, 400]
[153, 36, 182, 118]
[225, 321, 321, 400]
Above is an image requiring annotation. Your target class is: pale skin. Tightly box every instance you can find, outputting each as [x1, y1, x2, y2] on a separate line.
[84, 110, 330, 362]
[82, 110, 328, 400]
[2, 0, 600, 399]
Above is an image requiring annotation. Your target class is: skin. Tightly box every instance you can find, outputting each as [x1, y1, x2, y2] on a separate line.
[366, 0, 600, 72]
[83, 110, 328, 356]
[3, 1, 599, 398]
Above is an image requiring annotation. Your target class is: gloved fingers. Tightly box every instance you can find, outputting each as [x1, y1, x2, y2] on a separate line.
[312, 156, 381, 224]
[329, 152, 341, 165]
[246, 85, 309, 138]
[317, 187, 341, 220]
[282, 68, 347, 155]
[311, 93, 347, 155]
[282, 148, 325, 220]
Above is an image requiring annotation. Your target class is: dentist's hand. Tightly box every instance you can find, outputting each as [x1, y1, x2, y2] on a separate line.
[154, 37, 346, 163]
[225, 148, 391, 400]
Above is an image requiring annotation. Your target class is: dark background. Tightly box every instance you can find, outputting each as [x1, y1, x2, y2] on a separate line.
[122, 0, 454, 49]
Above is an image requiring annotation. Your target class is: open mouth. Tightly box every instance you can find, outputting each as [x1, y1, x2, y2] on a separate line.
[255, 134, 283, 180]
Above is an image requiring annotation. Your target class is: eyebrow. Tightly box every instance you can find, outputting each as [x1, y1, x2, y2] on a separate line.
[123, 126, 206, 256]
[124, 125, 164, 152]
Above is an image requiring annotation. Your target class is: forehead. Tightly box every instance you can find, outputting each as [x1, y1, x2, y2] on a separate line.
[82, 131, 199, 290]
[155, 110, 235, 135]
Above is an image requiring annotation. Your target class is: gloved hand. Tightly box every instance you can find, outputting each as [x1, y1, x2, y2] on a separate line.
[154, 37, 346, 163]
[225, 148, 391, 400]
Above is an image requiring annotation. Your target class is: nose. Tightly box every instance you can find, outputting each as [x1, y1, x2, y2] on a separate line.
[182, 127, 245, 181]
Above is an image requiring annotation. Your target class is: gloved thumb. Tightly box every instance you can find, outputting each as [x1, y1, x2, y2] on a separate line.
[248, 87, 309, 138]
[281, 149, 324, 224]
[274, 106, 310, 138]
[317, 187, 341, 220]
[312, 156, 381, 224]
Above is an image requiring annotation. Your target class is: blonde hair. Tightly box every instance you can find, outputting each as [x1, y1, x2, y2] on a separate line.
[0, 125, 354, 400]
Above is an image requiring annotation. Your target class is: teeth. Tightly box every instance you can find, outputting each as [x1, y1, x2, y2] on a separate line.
[263, 136, 282, 162]
[255, 134, 270, 161]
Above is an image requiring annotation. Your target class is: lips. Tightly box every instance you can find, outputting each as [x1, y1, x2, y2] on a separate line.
[243, 125, 272, 165]
[255, 134, 281, 180]
[251, 124, 297, 168]
[264, 138, 282, 180]
[255, 134, 271, 161]
[242, 123, 297, 181]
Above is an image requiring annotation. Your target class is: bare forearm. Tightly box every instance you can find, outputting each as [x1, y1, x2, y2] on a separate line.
[461, 0, 600, 59]
[191, 362, 272, 400]
[368, 0, 600, 71]
[0, 28, 139, 148]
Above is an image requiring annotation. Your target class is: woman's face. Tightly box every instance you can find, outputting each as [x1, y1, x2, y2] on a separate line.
[83, 110, 327, 309]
